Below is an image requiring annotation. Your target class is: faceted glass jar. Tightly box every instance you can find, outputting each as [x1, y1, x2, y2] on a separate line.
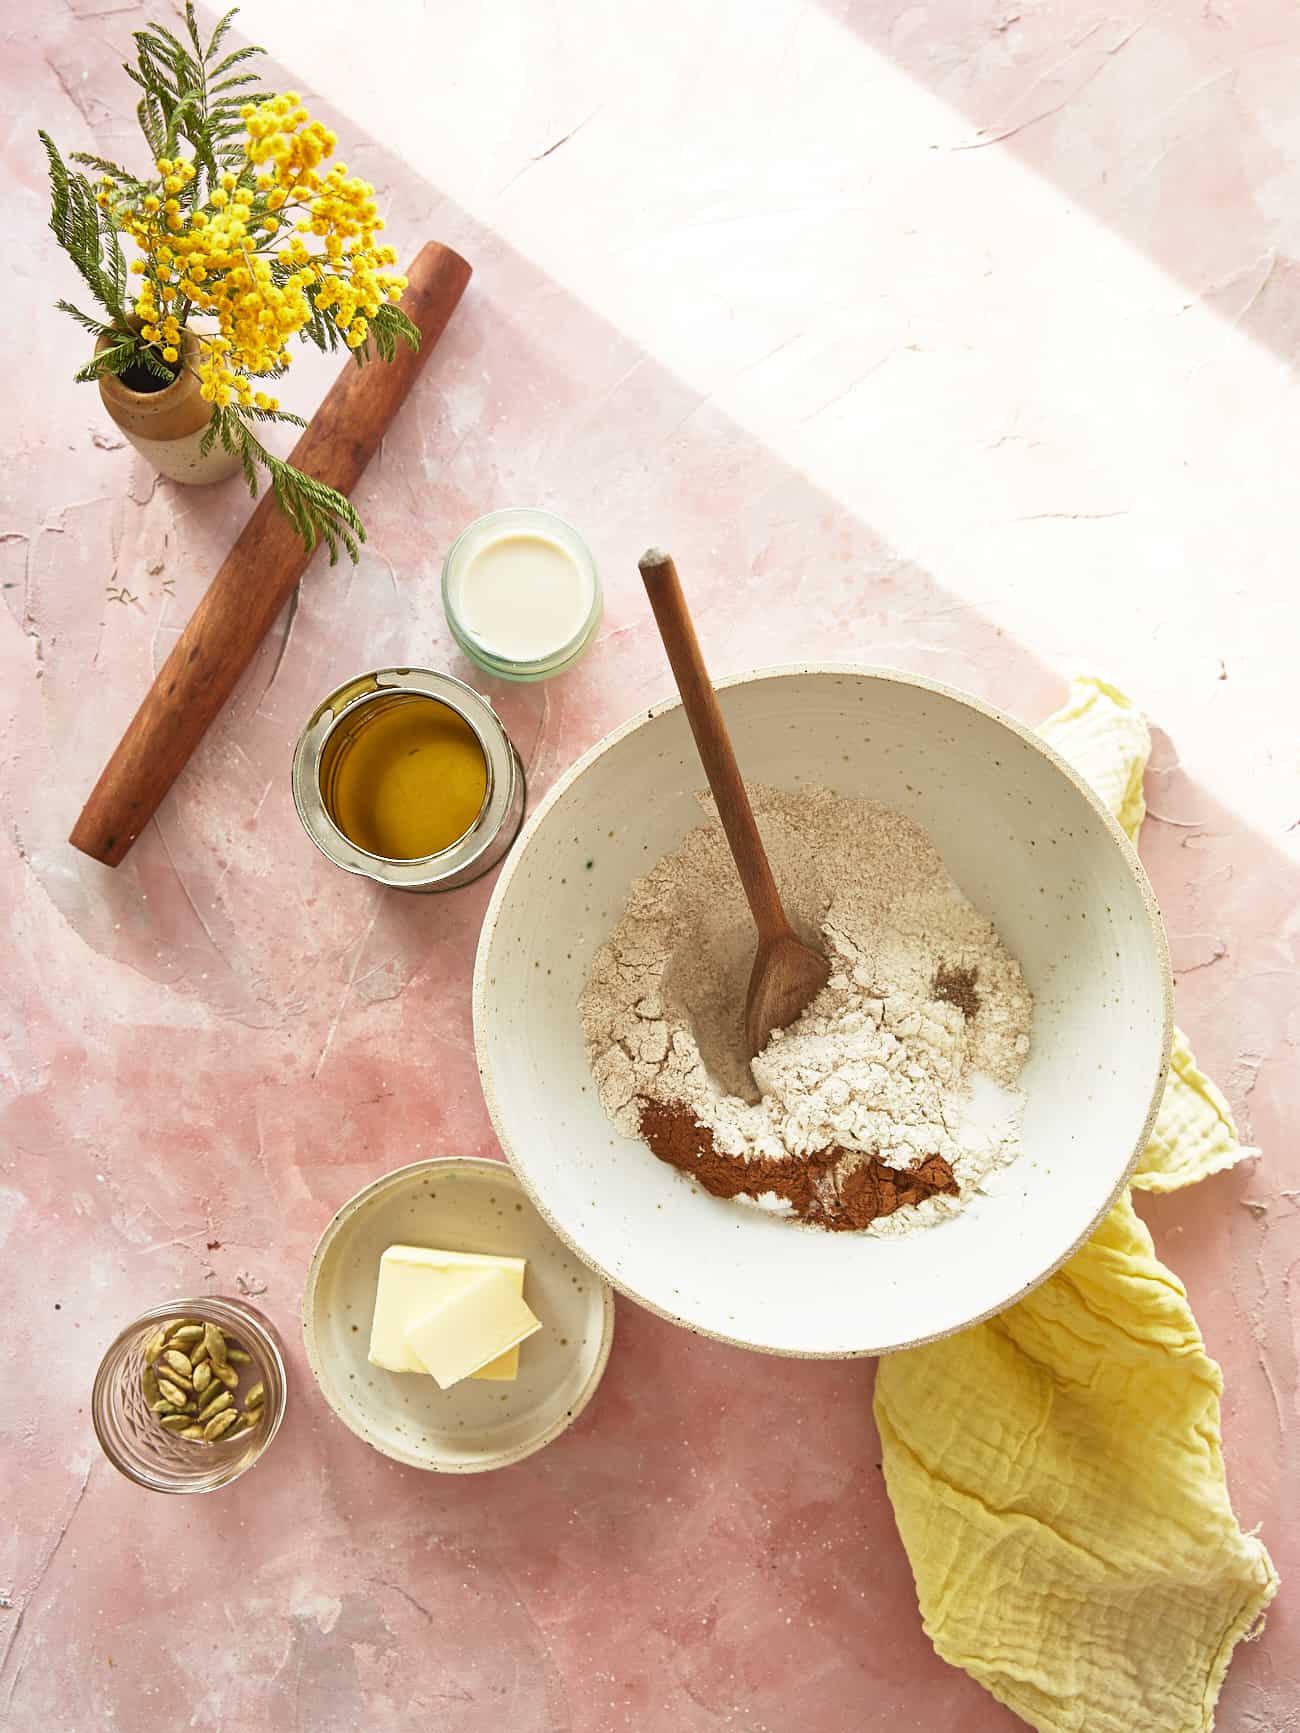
[92, 1297, 287, 1494]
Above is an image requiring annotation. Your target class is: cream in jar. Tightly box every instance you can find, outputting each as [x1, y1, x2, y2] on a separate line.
[442, 508, 601, 681]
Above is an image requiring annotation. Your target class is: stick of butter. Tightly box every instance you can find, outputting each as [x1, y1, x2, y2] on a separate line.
[405, 1267, 542, 1391]
[368, 1244, 530, 1380]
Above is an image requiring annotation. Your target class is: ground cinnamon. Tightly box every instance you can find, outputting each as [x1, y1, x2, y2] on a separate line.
[933, 963, 981, 1018]
[637, 1098, 958, 1232]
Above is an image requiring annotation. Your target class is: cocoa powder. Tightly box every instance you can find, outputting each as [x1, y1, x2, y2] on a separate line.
[637, 1098, 957, 1232]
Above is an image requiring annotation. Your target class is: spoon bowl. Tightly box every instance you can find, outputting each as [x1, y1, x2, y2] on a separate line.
[745, 931, 831, 1059]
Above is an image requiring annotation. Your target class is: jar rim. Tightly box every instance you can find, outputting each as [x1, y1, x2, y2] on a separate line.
[95, 328, 198, 408]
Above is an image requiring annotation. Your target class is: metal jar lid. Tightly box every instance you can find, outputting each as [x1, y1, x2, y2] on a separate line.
[291, 668, 525, 893]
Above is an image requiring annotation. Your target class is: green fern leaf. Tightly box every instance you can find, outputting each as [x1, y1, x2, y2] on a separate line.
[69, 152, 147, 192]
[237, 404, 308, 428]
[228, 417, 366, 564]
[210, 72, 260, 95]
[74, 340, 136, 382]
[239, 441, 259, 496]
[184, 0, 204, 58]
[40, 130, 70, 232]
[135, 346, 177, 382]
[210, 44, 263, 79]
[370, 303, 420, 361]
[56, 300, 113, 339]
[138, 23, 200, 87]
[137, 93, 163, 156]
[205, 8, 240, 63]
[41, 131, 126, 322]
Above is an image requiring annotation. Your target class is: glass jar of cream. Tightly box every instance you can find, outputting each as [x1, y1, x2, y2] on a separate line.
[441, 508, 601, 681]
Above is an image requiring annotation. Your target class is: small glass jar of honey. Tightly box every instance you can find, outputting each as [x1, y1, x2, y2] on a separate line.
[292, 669, 524, 892]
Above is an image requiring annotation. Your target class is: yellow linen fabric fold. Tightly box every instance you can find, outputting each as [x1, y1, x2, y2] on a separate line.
[874, 677, 1278, 1733]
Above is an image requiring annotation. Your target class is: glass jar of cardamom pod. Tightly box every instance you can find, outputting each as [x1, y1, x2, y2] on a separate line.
[92, 1297, 287, 1494]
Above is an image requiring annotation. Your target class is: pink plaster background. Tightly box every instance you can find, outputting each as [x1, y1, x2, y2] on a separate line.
[2, 1, 1297, 1728]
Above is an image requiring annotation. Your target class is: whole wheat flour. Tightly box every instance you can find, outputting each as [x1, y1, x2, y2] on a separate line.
[579, 785, 1033, 1235]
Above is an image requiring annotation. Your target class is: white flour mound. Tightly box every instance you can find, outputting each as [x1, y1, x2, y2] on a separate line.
[579, 785, 1033, 1236]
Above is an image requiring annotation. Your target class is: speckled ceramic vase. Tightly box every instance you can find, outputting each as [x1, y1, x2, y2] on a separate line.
[95, 333, 242, 485]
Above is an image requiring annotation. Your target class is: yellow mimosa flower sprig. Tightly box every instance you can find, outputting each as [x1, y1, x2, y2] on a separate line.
[42, 4, 417, 562]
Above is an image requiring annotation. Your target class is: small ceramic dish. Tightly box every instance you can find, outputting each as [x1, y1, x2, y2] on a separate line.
[303, 1157, 614, 1472]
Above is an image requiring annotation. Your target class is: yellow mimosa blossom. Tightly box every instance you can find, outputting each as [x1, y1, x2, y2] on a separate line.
[47, 8, 409, 561]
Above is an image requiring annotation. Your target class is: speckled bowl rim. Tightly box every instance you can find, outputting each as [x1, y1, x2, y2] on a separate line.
[473, 663, 1174, 1359]
[301, 1156, 616, 1471]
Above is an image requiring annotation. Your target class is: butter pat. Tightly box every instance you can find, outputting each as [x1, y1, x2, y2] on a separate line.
[368, 1244, 528, 1379]
[406, 1267, 542, 1390]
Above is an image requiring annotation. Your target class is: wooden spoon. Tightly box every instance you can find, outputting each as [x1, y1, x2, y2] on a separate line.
[638, 548, 830, 1058]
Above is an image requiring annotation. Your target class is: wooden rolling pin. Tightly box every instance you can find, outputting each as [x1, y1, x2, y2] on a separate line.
[70, 239, 472, 867]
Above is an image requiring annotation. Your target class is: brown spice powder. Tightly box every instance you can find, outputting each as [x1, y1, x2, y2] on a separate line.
[932, 963, 981, 1019]
[637, 1098, 958, 1232]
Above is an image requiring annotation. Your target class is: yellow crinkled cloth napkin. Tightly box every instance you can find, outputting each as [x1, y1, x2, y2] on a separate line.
[874, 676, 1278, 1733]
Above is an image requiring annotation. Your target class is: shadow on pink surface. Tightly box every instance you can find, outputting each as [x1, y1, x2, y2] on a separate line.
[820, 0, 1300, 376]
[1, 8, 1295, 1732]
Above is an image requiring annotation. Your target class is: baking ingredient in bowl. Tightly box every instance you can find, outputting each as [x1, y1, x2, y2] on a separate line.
[405, 1267, 542, 1390]
[580, 785, 1033, 1236]
[368, 1244, 535, 1382]
[638, 1098, 960, 1228]
[141, 1317, 265, 1442]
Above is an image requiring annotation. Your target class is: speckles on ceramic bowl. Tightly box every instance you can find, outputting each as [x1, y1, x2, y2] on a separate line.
[473, 665, 1172, 1358]
[302, 1158, 614, 1472]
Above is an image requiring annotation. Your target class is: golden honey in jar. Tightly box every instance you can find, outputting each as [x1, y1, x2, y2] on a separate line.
[293, 669, 525, 893]
[319, 692, 488, 859]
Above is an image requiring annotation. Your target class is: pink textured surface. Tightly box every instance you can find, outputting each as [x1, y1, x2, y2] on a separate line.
[3, 2, 1297, 1728]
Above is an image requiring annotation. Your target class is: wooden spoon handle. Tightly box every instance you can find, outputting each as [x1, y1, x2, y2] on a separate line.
[69, 239, 472, 867]
[638, 548, 792, 944]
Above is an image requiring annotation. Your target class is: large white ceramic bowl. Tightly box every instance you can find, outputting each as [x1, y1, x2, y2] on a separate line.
[474, 667, 1172, 1357]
